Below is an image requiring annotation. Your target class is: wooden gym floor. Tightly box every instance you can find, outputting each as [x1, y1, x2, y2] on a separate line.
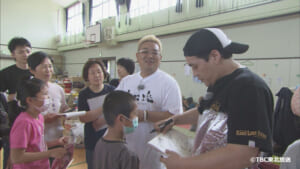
[68, 147, 87, 169]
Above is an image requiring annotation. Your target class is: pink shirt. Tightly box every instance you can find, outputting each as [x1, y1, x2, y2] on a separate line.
[10, 112, 49, 169]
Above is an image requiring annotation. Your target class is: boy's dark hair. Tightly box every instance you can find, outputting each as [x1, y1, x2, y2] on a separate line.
[103, 90, 136, 126]
[27, 51, 53, 70]
[19, 78, 46, 109]
[8, 37, 31, 53]
[117, 58, 135, 75]
[82, 60, 108, 82]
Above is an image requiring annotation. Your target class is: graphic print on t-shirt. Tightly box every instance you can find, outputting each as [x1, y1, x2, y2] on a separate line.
[128, 90, 154, 104]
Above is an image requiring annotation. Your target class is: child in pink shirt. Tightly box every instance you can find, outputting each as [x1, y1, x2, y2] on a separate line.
[10, 78, 67, 169]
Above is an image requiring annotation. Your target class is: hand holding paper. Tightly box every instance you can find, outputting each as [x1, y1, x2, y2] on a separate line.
[59, 111, 86, 118]
[51, 144, 74, 169]
[87, 94, 107, 110]
[44, 113, 61, 123]
[160, 150, 183, 169]
[148, 126, 194, 157]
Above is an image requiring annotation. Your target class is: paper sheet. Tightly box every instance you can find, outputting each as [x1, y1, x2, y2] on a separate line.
[60, 111, 86, 118]
[87, 94, 107, 130]
[51, 144, 74, 169]
[87, 94, 107, 110]
[148, 126, 194, 157]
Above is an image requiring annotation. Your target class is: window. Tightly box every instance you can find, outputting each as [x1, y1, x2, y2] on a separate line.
[130, 0, 177, 18]
[67, 2, 84, 35]
[90, 0, 116, 25]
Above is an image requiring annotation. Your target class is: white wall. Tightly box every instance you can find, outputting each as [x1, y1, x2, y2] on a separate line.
[63, 14, 300, 100]
[0, 58, 14, 68]
[1, 0, 298, 101]
[0, 0, 65, 69]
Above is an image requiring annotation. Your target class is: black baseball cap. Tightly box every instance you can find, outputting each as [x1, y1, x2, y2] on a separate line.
[183, 28, 249, 57]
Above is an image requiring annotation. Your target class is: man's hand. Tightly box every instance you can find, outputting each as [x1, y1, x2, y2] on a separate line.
[137, 109, 146, 122]
[154, 117, 175, 134]
[160, 150, 183, 169]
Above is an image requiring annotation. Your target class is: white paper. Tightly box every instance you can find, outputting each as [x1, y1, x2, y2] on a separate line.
[87, 94, 107, 110]
[61, 111, 86, 118]
[148, 127, 194, 157]
[87, 94, 107, 130]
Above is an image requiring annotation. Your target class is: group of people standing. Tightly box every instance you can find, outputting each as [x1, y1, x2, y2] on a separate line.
[0, 27, 275, 169]
[0, 38, 69, 168]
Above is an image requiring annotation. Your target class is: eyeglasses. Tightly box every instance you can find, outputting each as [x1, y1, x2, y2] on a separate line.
[138, 50, 160, 56]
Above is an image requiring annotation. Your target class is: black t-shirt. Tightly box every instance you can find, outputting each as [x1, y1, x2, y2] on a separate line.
[199, 68, 274, 153]
[77, 84, 115, 150]
[0, 64, 32, 94]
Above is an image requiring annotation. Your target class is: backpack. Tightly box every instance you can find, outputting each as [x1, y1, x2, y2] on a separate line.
[273, 87, 300, 155]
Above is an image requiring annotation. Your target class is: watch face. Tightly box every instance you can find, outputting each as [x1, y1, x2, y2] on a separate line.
[137, 84, 145, 90]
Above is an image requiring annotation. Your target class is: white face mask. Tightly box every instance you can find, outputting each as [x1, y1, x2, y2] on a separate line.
[33, 98, 50, 112]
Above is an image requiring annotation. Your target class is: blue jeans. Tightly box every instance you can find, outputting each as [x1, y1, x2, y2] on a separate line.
[86, 149, 94, 169]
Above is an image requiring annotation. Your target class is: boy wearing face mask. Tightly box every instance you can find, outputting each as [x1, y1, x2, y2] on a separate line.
[93, 91, 139, 169]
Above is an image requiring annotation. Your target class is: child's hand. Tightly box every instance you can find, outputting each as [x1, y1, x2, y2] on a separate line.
[49, 147, 66, 159]
[46, 136, 70, 148]
[57, 136, 69, 146]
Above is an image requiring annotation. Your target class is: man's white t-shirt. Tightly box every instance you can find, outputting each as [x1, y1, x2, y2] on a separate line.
[117, 69, 183, 169]
[42, 82, 69, 142]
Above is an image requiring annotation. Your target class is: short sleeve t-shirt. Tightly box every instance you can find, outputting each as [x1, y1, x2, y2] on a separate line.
[93, 138, 139, 169]
[77, 84, 115, 150]
[116, 69, 183, 169]
[0, 64, 32, 94]
[10, 112, 49, 169]
[42, 82, 69, 142]
[196, 68, 273, 153]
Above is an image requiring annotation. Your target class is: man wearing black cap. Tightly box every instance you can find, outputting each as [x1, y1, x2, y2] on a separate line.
[157, 28, 273, 169]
